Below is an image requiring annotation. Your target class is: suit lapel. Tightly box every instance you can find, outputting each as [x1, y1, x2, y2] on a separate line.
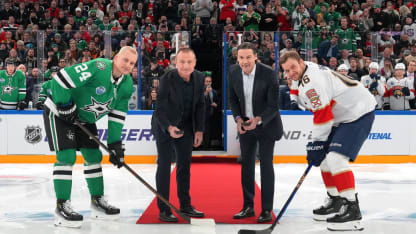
[235, 69, 245, 114]
[252, 64, 260, 109]
[172, 71, 184, 111]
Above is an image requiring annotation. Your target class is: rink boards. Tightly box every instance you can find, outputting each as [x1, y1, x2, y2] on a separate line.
[1, 110, 416, 163]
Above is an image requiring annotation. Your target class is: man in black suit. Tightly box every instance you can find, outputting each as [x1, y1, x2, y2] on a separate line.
[228, 42, 283, 223]
[202, 75, 220, 149]
[151, 48, 206, 222]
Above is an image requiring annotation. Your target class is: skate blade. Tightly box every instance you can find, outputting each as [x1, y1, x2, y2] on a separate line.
[327, 220, 364, 231]
[54, 216, 82, 228]
[91, 209, 120, 220]
[313, 213, 337, 221]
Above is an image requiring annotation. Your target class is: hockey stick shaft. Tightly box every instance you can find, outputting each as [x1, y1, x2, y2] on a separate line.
[74, 121, 192, 223]
[270, 163, 313, 230]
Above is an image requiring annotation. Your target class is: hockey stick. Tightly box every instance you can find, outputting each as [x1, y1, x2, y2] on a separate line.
[238, 164, 313, 234]
[74, 120, 215, 226]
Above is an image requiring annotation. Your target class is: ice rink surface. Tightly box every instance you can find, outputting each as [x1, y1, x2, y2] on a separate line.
[1, 163, 415, 234]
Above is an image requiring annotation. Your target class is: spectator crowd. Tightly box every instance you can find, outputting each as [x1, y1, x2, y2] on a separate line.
[0, 0, 416, 112]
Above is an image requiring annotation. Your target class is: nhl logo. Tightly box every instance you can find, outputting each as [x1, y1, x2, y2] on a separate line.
[25, 126, 42, 144]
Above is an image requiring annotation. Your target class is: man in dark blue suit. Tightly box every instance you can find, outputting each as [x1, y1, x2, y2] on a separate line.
[228, 42, 283, 223]
[318, 34, 340, 65]
[151, 48, 206, 222]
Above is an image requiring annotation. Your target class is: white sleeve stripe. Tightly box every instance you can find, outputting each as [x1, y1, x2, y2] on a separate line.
[109, 116, 125, 125]
[61, 69, 77, 88]
[110, 109, 127, 117]
[53, 73, 70, 89]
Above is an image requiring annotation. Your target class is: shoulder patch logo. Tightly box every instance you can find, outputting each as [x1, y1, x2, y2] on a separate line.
[25, 126, 42, 144]
[0, 78, 5, 83]
[305, 89, 322, 108]
[96, 86, 106, 95]
[96, 61, 106, 70]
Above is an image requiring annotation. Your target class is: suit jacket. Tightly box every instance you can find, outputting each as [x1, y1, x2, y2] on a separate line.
[151, 69, 205, 141]
[228, 62, 283, 140]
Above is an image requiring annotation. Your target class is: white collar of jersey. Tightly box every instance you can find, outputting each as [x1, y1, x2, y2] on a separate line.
[111, 74, 124, 86]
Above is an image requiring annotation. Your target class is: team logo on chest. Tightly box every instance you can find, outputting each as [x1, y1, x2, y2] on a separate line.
[306, 88, 322, 108]
[2, 84, 16, 95]
[81, 97, 112, 120]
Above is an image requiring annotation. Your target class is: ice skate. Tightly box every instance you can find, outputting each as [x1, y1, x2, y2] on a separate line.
[327, 195, 364, 231]
[313, 192, 345, 221]
[54, 199, 83, 228]
[91, 195, 120, 220]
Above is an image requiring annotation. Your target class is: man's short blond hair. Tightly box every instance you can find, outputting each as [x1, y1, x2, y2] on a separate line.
[117, 46, 138, 56]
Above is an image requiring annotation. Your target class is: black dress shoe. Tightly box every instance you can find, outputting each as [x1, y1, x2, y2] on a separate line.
[159, 211, 178, 222]
[257, 210, 272, 223]
[180, 206, 205, 218]
[233, 207, 255, 219]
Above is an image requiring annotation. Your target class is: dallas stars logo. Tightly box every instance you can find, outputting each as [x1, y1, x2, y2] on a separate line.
[2, 84, 16, 95]
[81, 97, 112, 120]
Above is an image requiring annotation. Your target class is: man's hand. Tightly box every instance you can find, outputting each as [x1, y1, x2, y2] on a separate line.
[237, 118, 247, 135]
[108, 141, 124, 168]
[306, 141, 327, 167]
[243, 116, 261, 131]
[194, 131, 203, 147]
[168, 125, 184, 138]
[57, 101, 78, 124]
[211, 102, 217, 108]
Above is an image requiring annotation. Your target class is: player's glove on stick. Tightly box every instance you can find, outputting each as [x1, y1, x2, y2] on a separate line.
[57, 100, 78, 124]
[17, 101, 27, 110]
[108, 141, 125, 168]
[402, 87, 410, 96]
[306, 141, 327, 167]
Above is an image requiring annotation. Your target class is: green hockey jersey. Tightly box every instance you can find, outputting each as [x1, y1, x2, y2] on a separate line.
[45, 58, 134, 144]
[38, 80, 52, 103]
[0, 70, 26, 109]
[336, 27, 359, 55]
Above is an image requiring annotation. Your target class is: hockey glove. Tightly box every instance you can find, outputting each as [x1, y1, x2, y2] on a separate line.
[383, 102, 391, 110]
[369, 73, 380, 80]
[57, 100, 78, 124]
[369, 81, 378, 92]
[35, 101, 44, 110]
[402, 87, 410, 96]
[290, 100, 299, 110]
[108, 141, 125, 168]
[17, 101, 27, 110]
[306, 141, 327, 167]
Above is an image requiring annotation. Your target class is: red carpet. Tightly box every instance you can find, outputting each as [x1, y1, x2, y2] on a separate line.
[137, 162, 275, 224]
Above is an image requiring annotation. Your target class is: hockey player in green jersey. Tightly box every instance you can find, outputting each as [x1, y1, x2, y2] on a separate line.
[36, 79, 52, 109]
[0, 59, 27, 110]
[42, 46, 138, 228]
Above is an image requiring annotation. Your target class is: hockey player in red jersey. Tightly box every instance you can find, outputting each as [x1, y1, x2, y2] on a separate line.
[281, 51, 377, 231]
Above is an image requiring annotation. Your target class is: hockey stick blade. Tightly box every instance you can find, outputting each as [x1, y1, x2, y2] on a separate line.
[237, 164, 313, 234]
[238, 229, 272, 234]
[74, 120, 215, 226]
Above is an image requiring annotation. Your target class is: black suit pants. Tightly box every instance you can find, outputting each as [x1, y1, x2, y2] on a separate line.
[239, 127, 275, 211]
[155, 126, 193, 213]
